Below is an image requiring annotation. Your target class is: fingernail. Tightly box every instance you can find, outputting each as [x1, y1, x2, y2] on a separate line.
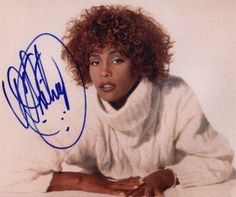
[119, 192, 126, 197]
[133, 185, 138, 189]
[139, 178, 144, 184]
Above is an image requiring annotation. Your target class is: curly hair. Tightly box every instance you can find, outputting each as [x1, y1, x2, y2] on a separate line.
[62, 5, 173, 86]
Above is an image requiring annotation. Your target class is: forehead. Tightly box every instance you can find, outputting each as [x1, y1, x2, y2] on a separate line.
[90, 46, 126, 57]
[91, 47, 116, 54]
[89, 36, 129, 55]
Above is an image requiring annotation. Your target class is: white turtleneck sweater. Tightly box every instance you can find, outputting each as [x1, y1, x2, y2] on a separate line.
[1, 76, 233, 192]
[66, 76, 233, 188]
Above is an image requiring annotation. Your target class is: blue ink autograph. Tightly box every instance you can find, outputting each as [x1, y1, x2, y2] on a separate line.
[2, 33, 87, 149]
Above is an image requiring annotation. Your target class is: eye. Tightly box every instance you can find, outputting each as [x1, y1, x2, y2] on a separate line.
[90, 59, 100, 66]
[113, 58, 124, 64]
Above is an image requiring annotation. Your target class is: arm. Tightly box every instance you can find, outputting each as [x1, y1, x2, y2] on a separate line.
[167, 82, 234, 187]
[126, 82, 234, 197]
[0, 135, 63, 192]
[47, 118, 143, 195]
[47, 171, 143, 195]
[125, 169, 177, 197]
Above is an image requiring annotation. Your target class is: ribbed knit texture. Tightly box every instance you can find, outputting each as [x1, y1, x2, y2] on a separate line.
[2, 76, 232, 192]
[66, 76, 233, 188]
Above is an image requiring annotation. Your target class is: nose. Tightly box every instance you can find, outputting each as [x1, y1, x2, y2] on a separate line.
[100, 65, 112, 78]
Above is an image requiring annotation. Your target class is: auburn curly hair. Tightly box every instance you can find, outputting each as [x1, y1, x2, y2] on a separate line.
[62, 5, 173, 87]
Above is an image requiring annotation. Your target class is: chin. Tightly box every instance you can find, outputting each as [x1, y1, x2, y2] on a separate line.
[100, 96, 117, 103]
[98, 93, 120, 102]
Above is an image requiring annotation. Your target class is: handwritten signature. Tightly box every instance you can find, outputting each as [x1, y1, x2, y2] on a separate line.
[2, 33, 87, 149]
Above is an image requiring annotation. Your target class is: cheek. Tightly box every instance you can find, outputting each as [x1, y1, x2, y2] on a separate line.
[118, 73, 138, 91]
[125, 69, 138, 83]
[89, 68, 97, 83]
[117, 65, 136, 79]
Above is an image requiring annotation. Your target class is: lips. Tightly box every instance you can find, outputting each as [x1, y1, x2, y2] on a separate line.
[99, 82, 116, 92]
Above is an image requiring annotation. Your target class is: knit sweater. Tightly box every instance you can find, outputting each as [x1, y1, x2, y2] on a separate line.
[66, 76, 234, 188]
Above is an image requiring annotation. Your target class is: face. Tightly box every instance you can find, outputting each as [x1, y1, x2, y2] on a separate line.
[89, 47, 139, 109]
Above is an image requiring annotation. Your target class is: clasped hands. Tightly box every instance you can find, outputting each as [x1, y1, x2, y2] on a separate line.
[110, 169, 175, 197]
[47, 169, 175, 197]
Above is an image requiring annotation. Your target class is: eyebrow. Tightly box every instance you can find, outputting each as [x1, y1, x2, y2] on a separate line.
[108, 50, 121, 55]
[90, 54, 99, 58]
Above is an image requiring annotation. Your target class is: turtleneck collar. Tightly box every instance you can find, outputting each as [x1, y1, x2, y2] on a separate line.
[89, 78, 153, 132]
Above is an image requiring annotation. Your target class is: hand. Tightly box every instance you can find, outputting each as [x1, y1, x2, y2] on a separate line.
[126, 169, 175, 197]
[47, 171, 143, 195]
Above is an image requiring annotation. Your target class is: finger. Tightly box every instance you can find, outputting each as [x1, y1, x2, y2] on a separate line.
[119, 177, 144, 186]
[128, 185, 145, 197]
[111, 182, 139, 191]
[112, 191, 127, 197]
[111, 178, 144, 191]
[145, 186, 154, 197]
[81, 182, 124, 195]
[154, 189, 164, 197]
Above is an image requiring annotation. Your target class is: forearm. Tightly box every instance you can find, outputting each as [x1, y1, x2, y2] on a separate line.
[47, 171, 143, 195]
[167, 156, 233, 187]
[47, 171, 112, 193]
[47, 171, 88, 192]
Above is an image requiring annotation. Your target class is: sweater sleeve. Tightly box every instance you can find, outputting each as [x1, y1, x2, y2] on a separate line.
[167, 82, 234, 188]
[63, 111, 100, 174]
[63, 136, 97, 174]
[0, 135, 63, 193]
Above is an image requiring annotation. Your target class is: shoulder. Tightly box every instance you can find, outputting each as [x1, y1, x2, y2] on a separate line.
[153, 75, 192, 99]
[155, 75, 188, 90]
